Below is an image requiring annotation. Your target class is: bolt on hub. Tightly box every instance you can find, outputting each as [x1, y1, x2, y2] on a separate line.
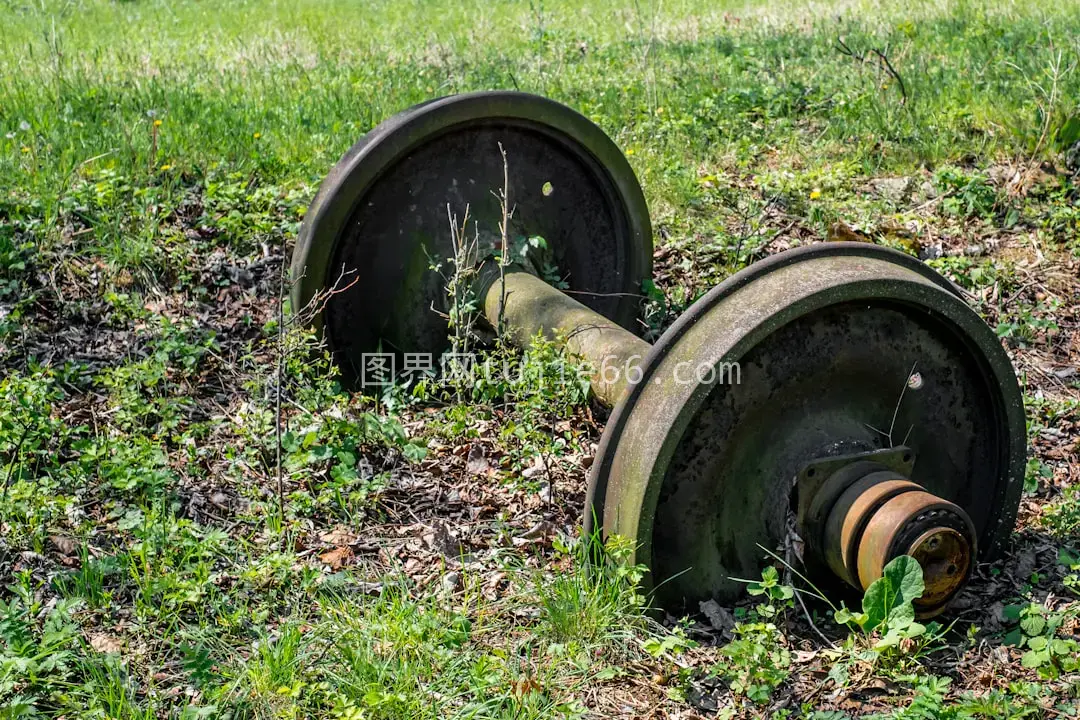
[292, 91, 1027, 617]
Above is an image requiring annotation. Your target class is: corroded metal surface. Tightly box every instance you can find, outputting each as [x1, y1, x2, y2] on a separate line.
[826, 475, 921, 588]
[291, 91, 652, 382]
[797, 449, 915, 584]
[809, 460, 976, 615]
[857, 489, 975, 616]
[906, 528, 972, 614]
[585, 243, 1026, 611]
[294, 92, 1026, 616]
[481, 269, 650, 407]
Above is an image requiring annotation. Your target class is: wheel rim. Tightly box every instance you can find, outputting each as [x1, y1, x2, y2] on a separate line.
[291, 91, 652, 382]
[586, 243, 1025, 610]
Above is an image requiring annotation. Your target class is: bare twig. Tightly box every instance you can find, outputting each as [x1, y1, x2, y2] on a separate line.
[631, 0, 661, 109]
[1, 422, 32, 508]
[1006, 47, 1076, 187]
[837, 36, 908, 104]
[796, 585, 837, 649]
[276, 242, 287, 543]
[291, 264, 360, 328]
[444, 205, 480, 355]
[886, 360, 918, 447]
[871, 48, 907, 104]
[732, 193, 780, 262]
[268, 253, 363, 544]
[496, 142, 511, 337]
[865, 361, 918, 447]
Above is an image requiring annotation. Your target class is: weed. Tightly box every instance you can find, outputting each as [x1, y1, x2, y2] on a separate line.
[1002, 602, 1079, 679]
[707, 566, 796, 705]
[416, 334, 591, 481]
[0, 582, 91, 717]
[829, 556, 949, 682]
[934, 168, 1001, 220]
[534, 533, 647, 646]
[1044, 485, 1080, 538]
[1024, 457, 1053, 495]
[996, 300, 1060, 348]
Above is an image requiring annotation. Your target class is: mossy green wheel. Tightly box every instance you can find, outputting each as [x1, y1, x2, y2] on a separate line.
[586, 243, 1026, 611]
[291, 91, 652, 383]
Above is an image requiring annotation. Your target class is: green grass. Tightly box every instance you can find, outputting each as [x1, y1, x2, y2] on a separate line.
[3, 0, 1080, 249]
[3, 0, 1080, 717]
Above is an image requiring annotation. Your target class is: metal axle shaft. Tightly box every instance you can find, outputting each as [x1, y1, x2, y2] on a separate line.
[481, 269, 650, 408]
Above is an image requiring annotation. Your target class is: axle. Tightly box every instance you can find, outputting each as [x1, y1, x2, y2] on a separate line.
[481, 269, 648, 408]
[293, 91, 1025, 617]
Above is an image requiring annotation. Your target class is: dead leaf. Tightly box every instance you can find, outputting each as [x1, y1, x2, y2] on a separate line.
[89, 633, 123, 654]
[466, 444, 491, 475]
[49, 535, 78, 556]
[827, 221, 872, 243]
[512, 677, 542, 697]
[318, 546, 352, 570]
[522, 455, 547, 479]
[699, 599, 735, 634]
[512, 520, 553, 546]
[483, 571, 508, 600]
[319, 525, 358, 546]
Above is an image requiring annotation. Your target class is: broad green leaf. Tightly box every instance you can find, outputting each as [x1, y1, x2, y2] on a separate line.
[1002, 628, 1023, 647]
[862, 555, 924, 631]
[1020, 614, 1046, 637]
[402, 442, 428, 462]
[1021, 649, 1048, 668]
[1057, 115, 1080, 149]
[873, 628, 903, 649]
[594, 666, 621, 681]
[1002, 604, 1023, 621]
[905, 622, 926, 639]
[834, 607, 869, 629]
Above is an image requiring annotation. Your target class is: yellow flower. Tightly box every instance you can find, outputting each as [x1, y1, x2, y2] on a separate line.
[656, 106, 664, 115]
[21, 146, 30, 153]
[253, 132, 261, 139]
[810, 189, 822, 200]
[625, 148, 635, 156]
[153, 119, 162, 127]
[159, 164, 172, 171]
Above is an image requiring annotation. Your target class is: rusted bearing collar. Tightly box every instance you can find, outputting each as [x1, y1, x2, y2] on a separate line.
[821, 471, 976, 618]
[859, 491, 976, 616]
[823, 473, 921, 588]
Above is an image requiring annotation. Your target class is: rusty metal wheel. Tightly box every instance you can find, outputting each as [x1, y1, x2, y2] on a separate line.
[290, 91, 652, 382]
[586, 242, 1026, 611]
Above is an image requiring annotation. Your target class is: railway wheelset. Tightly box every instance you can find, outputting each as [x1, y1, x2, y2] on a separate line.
[291, 91, 1026, 617]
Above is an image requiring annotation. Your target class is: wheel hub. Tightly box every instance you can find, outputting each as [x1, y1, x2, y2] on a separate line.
[804, 452, 976, 616]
